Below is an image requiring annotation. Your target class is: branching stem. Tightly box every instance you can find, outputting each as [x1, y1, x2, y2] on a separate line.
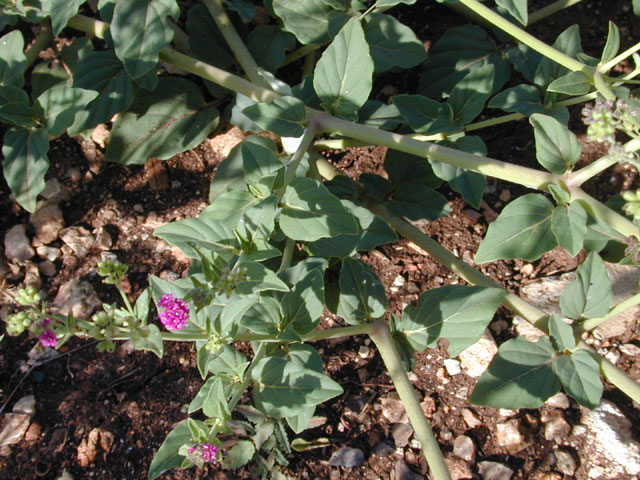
[527, 0, 584, 25]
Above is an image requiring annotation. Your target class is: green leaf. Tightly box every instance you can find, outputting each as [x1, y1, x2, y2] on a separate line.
[601, 21, 620, 64]
[275, 343, 324, 372]
[375, 0, 417, 7]
[470, 337, 561, 408]
[387, 183, 451, 221]
[0, 30, 26, 88]
[223, 440, 256, 469]
[418, 25, 509, 98]
[548, 71, 591, 95]
[559, 252, 612, 320]
[36, 85, 98, 136]
[357, 100, 404, 130]
[236, 262, 290, 295]
[154, 216, 237, 259]
[634, 0, 640, 16]
[243, 96, 306, 137]
[291, 437, 331, 451]
[131, 324, 164, 358]
[495, 0, 527, 25]
[282, 268, 325, 334]
[70, 51, 136, 135]
[202, 376, 231, 419]
[447, 64, 494, 125]
[363, 13, 426, 73]
[0, 86, 37, 127]
[209, 138, 251, 202]
[475, 194, 556, 263]
[548, 314, 576, 352]
[2, 127, 49, 212]
[337, 256, 387, 324]
[148, 420, 193, 479]
[392, 94, 448, 134]
[234, 136, 283, 189]
[280, 177, 358, 242]
[488, 84, 545, 117]
[240, 297, 286, 336]
[530, 113, 582, 174]
[246, 25, 296, 72]
[111, 0, 179, 79]
[313, 17, 374, 119]
[551, 201, 587, 256]
[200, 344, 248, 379]
[272, 0, 347, 44]
[252, 356, 343, 418]
[49, 0, 84, 35]
[105, 77, 219, 165]
[186, 3, 234, 70]
[286, 406, 316, 434]
[553, 350, 602, 409]
[534, 25, 583, 89]
[548, 184, 571, 205]
[394, 285, 505, 356]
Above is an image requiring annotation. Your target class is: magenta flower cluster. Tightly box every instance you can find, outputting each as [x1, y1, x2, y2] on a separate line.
[157, 294, 189, 331]
[39, 318, 57, 348]
[188, 443, 219, 463]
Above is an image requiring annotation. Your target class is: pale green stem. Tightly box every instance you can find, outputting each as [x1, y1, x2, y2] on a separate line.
[581, 292, 640, 331]
[303, 324, 374, 342]
[200, 0, 269, 88]
[457, 0, 590, 74]
[117, 285, 136, 319]
[302, 49, 316, 78]
[601, 42, 640, 73]
[593, 70, 617, 100]
[228, 341, 267, 411]
[278, 238, 295, 273]
[67, 14, 108, 38]
[567, 137, 640, 187]
[599, 358, 640, 403]
[25, 22, 53, 67]
[570, 187, 640, 238]
[282, 121, 321, 187]
[369, 320, 451, 480]
[168, 17, 191, 54]
[527, 0, 584, 25]
[282, 44, 322, 67]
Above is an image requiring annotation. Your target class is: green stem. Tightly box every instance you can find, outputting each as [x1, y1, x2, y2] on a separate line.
[302, 324, 374, 342]
[581, 292, 640, 331]
[567, 153, 619, 187]
[527, 0, 584, 25]
[569, 186, 640, 237]
[599, 357, 640, 403]
[457, 0, 590, 74]
[368, 320, 451, 480]
[282, 44, 322, 67]
[228, 341, 267, 411]
[200, 0, 269, 88]
[302, 49, 316, 78]
[282, 121, 320, 187]
[67, 14, 109, 38]
[601, 41, 640, 73]
[25, 22, 54, 68]
[117, 285, 136, 319]
[278, 238, 295, 273]
[168, 17, 191, 54]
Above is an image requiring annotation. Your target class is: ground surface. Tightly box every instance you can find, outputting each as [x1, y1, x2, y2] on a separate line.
[1, 1, 640, 480]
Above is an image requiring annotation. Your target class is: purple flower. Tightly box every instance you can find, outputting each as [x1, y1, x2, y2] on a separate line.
[187, 443, 219, 465]
[157, 294, 189, 331]
[39, 328, 57, 348]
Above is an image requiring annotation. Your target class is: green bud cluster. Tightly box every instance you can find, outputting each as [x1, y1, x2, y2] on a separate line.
[6, 309, 39, 336]
[15, 286, 41, 306]
[582, 98, 640, 145]
[97, 258, 128, 285]
[205, 333, 224, 354]
[622, 189, 640, 224]
[212, 266, 248, 297]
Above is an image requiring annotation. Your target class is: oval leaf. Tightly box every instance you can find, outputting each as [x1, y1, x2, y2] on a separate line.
[530, 113, 582, 174]
[553, 350, 603, 409]
[337, 256, 387, 324]
[559, 252, 612, 320]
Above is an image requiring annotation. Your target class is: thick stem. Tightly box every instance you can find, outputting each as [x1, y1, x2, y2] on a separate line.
[600, 357, 640, 403]
[25, 22, 54, 68]
[457, 0, 589, 74]
[282, 44, 322, 67]
[369, 320, 451, 480]
[567, 153, 619, 187]
[569, 187, 640, 238]
[527, 0, 584, 25]
[67, 14, 109, 38]
[601, 42, 640, 73]
[581, 292, 640, 331]
[278, 238, 295, 273]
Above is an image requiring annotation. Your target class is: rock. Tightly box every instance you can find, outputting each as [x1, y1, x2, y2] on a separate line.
[23, 263, 41, 290]
[554, 449, 577, 476]
[24, 422, 41, 442]
[207, 126, 246, 159]
[77, 428, 113, 467]
[392, 423, 414, 447]
[39, 260, 57, 277]
[571, 424, 587, 436]
[30, 204, 65, 244]
[420, 397, 436, 418]
[394, 459, 423, 480]
[12, 395, 35, 415]
[580, 400, 640, 476]
[544, 415, 571, 441]
[358, 345, 370, 358]
[513, 317, 545, 341]
[329, 447, 365, 467]
[56, 469, 74, 480]
[373, 441, 395, 456]
[4, 225, 34, 261]
[40, 178, 70, 203]
[0, 413, 31, 446]
[545, 392, 570, 409]
[496, 419, 529, 454]
[478, 461, 514, 480]
[381, 393, 409, 423]
[453, 435, 475, 461]
[52, 279, 102, 318]
[92, 227, 112, 250]
[0, 255, 7, 280]
[36, 245, 61, 262]
[59, 226, 94, 259]
[444, 359, 461, 376]
[444, 453, 473, 480]
[461, 408, 482, 429]
[459, 331, 497, 378]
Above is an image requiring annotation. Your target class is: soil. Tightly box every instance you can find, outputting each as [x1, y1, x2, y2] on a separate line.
[1, 2, 640, 480]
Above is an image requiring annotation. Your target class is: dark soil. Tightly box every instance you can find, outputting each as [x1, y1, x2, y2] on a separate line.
[1, 2, 640, 480]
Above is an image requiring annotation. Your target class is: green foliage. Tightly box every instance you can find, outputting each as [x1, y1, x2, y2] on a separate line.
[530, 113, 582, 174]
[336, 256, 387, 324]
[560, 252, 613, 320]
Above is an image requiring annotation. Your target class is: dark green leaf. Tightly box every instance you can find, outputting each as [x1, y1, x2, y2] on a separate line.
[186, 4, 235, 69]
[385, 150, 442, 189]
[132, 324, 164, 358]
[148, 420, 193, 479]
[548, 184, 570, 205]
[154, 216, 238, 259]
[0, 30, 26, 88]
[470, 337, 561, 408]
[495, 0, 527, 25]
[282, 269, 325, 334]
[387, 184, 450, 221]
[395, 285, 505, 356]
[601, 21, 620, 64]
[236, 262, 290, 295]
[272, 0, 347, 44]
[275, 343, 324, 372]
[291, 437, 331, 451]
[0, 86, 37, 127]
[357, 100, 403, 130]
[488, 84, 545, 116]
[49, 0, 84, 35]
[447, 64, 494, 125]
[314, 18, 374, 119]
[246, 25, 296, 72]
[392, 94, 448, 134]
[111, 0, 179, 79]
[475, 194, 556, 263]
[243, 96, 306, 137]
[551, 201, 587, 256]
[337, 256, 387, 324]
[548, 71, 591, 95]
[2, 127, 48, 212]
[553, 350, 602, 408]
[223, 440, 255, 469]
[548, 314, 576, 351]
[36, 85, 98, 136]
[559, 252, 612, 320]
[534, 25, 583, 89]
[105, 77, 219, 165]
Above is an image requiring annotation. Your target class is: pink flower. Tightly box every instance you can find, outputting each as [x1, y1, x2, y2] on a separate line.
[187, 443, 219, 464]
[39, 328, 57, 348]
[157, 294, 189, 331]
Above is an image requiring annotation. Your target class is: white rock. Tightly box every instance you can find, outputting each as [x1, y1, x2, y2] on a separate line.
[545, 392, 570, 409]
[391, 422, 413, 447]
[544, 415, 571, 441]
[444, 358, 461, 376]
[380, 393, 408, 424]
[453, 435, 475, 461]
[52, 279, 102, 318]
[478, 461, 514, 480]
[554, 449, 577, 476]
[29, 204, 64, 244]
[92, 226, 112, 250]
[4, 225, 34, 261]
[459, 331, 497, 378]
[358, 345, 370, 358]
[59, 226, 95, 259]
[512, 317, 545, 341]
[580, 400, 640, 476]
[12, 395, 35, 415]
[36, 245, 61, 262]
[461, 408, 482, 429]
[0, 413, 31, 446]
[496, 419, 529, 453]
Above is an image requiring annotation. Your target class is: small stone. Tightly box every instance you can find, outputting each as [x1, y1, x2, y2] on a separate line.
[23, 263, 41, 290]
[588, 466, 605, 478]
[12, 395, 35, 415]
[40, 178, 70, 203]
[462, 209, 482, 223]
[24, 422, 41, 442]
[459, 331, 497, 378]
[77, 428, 113, 468]
[390, 274, 406, 293]
[358, 345, 370, 358]
[513, 317, 545, 341]
[329, 447, 365, 467]
[496, 419, 529, 454]
[39, 260, 56, 277]
[520, 263, 534, 276]
[420, 397, 436, 418]
[461, 408, 482, 429]
[571, 424, 587, 436]
[0, 413, 31, 446]
[554, 449, 576, 476]
[53, 279, 102, 318]
[133, 204, 144, 213]
[56, 469, 74, 480]
[30, 204, 65, 244]
[453, 435, 475, 461]
[391, 423, 414, 447]
[445, 453, 474, 480]
[499, 190, 511, 202]
[545, 393, 570, 409]
[619, 343, 640, 356]
[544, 415, 571, 441]
[490, 319, 509, 335]
[373, 441, 395, 456]
[59, 226, 95, 259]
[444, 358, 461, 376]
[394, 459, 422, 480]
[4, 225, 34, 261]
[380, 393, 409, 423]
[92, 227, 112, 250]
[478, 461, 514, 480]
[36, 245, 61, 262]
